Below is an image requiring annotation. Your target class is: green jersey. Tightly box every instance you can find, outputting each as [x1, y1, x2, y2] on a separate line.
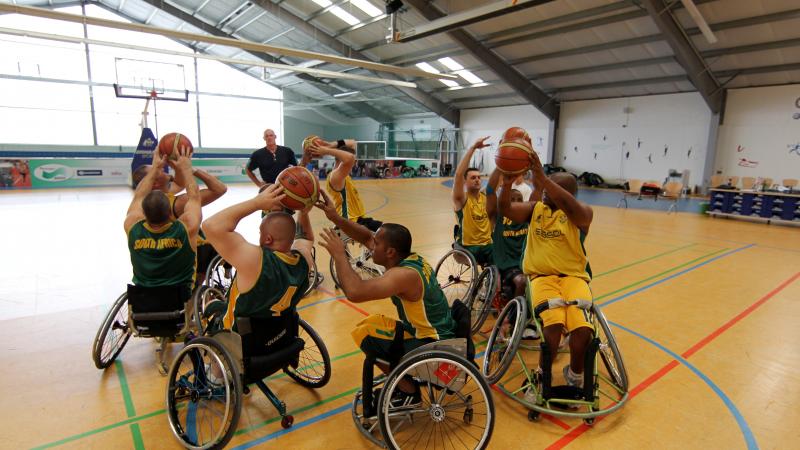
[492, 215, 529, 272]
[222, 248, 309, 330]
[127, 220, 196, 290]
[391, 254, 456, 341]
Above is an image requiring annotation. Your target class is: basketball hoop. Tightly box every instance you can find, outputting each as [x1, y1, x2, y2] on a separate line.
[149, 89, 158, 100]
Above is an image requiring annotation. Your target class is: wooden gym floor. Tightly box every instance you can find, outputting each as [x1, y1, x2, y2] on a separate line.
[1, 177, 798, 449]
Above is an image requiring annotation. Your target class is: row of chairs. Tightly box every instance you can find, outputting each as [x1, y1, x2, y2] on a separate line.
[710, 175, 798, 190]
[617, 179, 683, 213]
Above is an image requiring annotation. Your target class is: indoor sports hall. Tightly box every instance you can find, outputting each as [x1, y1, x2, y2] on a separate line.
[0, 1, 798, 449]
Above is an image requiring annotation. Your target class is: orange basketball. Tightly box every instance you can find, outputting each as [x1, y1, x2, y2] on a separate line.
[495, 137, 533, 175]
[302, 135, 321, 153]
[158, 132, 193, 160]
[276, 166, 320, 210]
[501, 126, 531, 145]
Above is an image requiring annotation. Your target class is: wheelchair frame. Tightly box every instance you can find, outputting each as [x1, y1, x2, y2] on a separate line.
[351, 338, 495, 449]
[481, 279, 629, 425]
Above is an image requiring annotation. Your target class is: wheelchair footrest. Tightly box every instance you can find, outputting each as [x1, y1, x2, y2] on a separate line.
[545, 385, 586, 409]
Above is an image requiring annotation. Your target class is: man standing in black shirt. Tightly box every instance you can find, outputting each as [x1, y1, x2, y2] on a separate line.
[245, 129, 298, 186]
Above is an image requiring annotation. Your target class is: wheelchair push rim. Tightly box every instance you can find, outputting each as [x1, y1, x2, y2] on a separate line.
[92, 292, 132, 369]
[482, 296, 527, 385]
[379, 351, 494, 450]
[466, 266, 499, 335]
[203, 255, 235, 295]
[166, 337, 242, 450]
[435, 248, 477, 306]
[330, 237, 383, 288]
[282, 319, 332, 388]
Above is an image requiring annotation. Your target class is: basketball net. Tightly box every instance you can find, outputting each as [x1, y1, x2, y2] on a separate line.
[139, 90, 158, 130]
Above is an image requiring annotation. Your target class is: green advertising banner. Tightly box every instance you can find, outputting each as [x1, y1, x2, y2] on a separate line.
[24, 158, 250, 188]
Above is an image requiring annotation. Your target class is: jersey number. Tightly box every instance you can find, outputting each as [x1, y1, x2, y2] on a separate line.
[270, 286, 298, 315]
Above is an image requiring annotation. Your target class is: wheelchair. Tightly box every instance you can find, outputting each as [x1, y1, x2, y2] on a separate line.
[351, 300, 494, 449]
[203, 250, 322, 297]
[481, 279, 628, 425]
[435, 225, 501, 335]
[92, 284, 194, 374]
[330, 231, 385, 288]
[166, 311, 331, 449]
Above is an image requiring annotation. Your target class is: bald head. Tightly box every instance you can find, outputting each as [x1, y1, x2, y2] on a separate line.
[259, 211, 296, 250]
[550, 172, 578, 196]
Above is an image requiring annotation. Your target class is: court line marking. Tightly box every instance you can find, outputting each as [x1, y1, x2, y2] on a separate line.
[29, 243, 714, 448]
[546, 271, 799, 450]
[115, 361, 145, 450]
[592, 243, 696, 278]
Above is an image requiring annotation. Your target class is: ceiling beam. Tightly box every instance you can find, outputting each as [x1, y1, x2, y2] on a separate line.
[640, 0, 722, 113]
[402, 0, 556, 120]
[129, 0, 393, 122]
[247, 0, 460, 125]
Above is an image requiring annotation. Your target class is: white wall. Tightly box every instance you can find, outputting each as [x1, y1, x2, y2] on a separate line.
[556, 92, 711, 187]
[460, 105, 551, 173]
[716, 85, 800, 183]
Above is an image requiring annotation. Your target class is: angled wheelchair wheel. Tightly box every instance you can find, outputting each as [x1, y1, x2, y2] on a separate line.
[379, 350, 495, 450]
[330, 237, 383, 288]
[283, 319, 332, 388]
[435, 248, 477, 305]
[593, 304, 629, 392]
[166, 336, 242, 450]
[482, 296, 526, 385]
[92, 292, 132, 369]
[192, 287, 226, 337]
[466, 266, 499, 335]
[204, 255, 236, 295]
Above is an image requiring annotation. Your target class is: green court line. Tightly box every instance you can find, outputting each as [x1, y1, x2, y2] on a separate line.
[114, 361, 145, 450]
[31, 243, 711, 448]
[596, 247, 728, 301]
[593, 243, 696, 278]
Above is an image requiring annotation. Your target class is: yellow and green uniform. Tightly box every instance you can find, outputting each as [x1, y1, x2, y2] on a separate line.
[222, 248, 309, 330]
[493, 215, 528, 273]
[352, 254, 456, 359]
[326, 175, 365, 221]
[127, 220, 196, 291]
[523, 201, 593, 332]
[456, 191, 493, 266]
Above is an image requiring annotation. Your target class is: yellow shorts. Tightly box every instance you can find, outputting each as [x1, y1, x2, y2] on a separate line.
[531, 275, 593, 333]
[351, 314, 413, 347]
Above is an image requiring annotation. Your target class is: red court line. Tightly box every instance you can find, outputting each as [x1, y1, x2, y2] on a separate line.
[490, 383, 571, 430]
[546, 271, 800, 450]
[337, 298, 370, 316]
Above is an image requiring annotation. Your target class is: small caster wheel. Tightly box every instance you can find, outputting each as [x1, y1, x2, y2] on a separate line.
[281, 415, 294, 429]
[463, 408, 473, 424]
[527, 410, 540, 422]
[583, 418, 595, 426]
[242, 385, 251, 396]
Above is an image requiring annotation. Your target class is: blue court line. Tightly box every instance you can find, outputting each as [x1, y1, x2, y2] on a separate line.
[610, 321, 758, 450]
[599, 244, 755, 307]
[298, 294, 346, 311]
[229, 403, 352, 450]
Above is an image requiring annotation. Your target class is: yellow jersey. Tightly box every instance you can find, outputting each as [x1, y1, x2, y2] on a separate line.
[326, 175, 365, 221]
[456, 192, 492, 246]
[522, 202, 591, 282]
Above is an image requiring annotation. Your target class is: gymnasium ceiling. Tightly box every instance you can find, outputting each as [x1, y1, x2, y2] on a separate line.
[10, 0, 800, 124]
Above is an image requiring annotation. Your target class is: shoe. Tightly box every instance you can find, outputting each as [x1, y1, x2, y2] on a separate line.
[204, 363, 224, 387]
[522, 326, 539, 340]
[562, 365, 583, 388]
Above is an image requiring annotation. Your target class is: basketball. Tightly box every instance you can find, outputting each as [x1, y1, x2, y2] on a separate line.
[501, 126, 531, 145]
[276, 166, 320, 210]
[495, 137, 533, 174]
[302, 135, 321, 153]
[158, 132, 193, 160]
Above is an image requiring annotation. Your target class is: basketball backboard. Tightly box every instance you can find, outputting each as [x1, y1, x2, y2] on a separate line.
[113, 57, 188, 101]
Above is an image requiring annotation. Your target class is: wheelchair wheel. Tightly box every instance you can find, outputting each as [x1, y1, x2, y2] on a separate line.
[166, 336, 242, 450]
[92, 292, 132, 369]
[192, 287, 226, 336]
[330, 237, 383, 288]
[204, 255, 236, 295]
[379, 350, 494, 450]
[593, 304, 629, 392]
[466, 266, 499, 335]
[283, 319, 332, 388]
[435, 248, 477, 305]
[482, 296, 526, 385]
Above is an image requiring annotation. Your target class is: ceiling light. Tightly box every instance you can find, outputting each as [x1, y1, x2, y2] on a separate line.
[440, 79, 460, 88]
[457, 70, 483, 85]
[350, 0, 383, 18]
[333, 91, 360, 98]
[415, 62, 440, 74]
[330, 7, 360, 25]
[438, 57, 464, 71]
